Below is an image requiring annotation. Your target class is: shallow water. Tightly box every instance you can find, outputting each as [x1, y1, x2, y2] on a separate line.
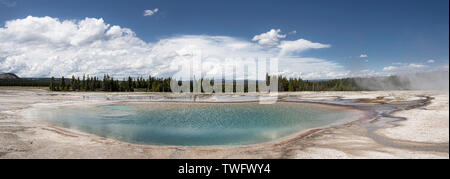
[27, 102, 363, 146]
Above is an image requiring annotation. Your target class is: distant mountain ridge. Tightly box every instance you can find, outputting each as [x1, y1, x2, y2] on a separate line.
[0, 73, 20, 79]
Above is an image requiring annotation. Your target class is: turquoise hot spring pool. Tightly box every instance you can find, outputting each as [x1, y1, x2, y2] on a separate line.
[26, 102, 364, 146]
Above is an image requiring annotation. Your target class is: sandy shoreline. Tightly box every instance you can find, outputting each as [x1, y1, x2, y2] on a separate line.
[0, 87, 448, 159]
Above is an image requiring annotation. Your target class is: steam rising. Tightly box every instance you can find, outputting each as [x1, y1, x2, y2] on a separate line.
[354, 70, 449, 91]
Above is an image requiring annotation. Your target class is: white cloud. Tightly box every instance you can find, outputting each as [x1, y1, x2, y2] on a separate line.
[278, 39, 330, 55]
[426, 59, 435, 63]
[0, 16, 346, 80]
[349, 69, 384, 78]
[144, 8, 159, 16]
[252, 29, 330, 56]
[408, 63, 426, 68]
[382, 63, 427, 72]
[277, 58, 346, 79]
[383, 66, 398, 71]
[0, 16, 150, 77]
[359, 54, 368, 58]
[252, 29, 286, 47]
[288, 30, 297, 35]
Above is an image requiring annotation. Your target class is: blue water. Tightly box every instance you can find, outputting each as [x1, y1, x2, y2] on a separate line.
[29, 102, 361, 146]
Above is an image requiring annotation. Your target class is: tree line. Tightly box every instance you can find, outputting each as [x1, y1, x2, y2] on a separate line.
[0, 79, 49, 87]
[45, 74, 370, 92]
[2, 72, 444, 92]
[49, 75, 171, 92]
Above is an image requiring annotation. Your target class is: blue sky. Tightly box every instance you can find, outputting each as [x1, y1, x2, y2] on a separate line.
[0, 0, 448, 79]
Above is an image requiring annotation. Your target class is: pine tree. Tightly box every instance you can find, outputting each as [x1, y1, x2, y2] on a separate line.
[76, 77, 81, 91]
[50, 77, 55, 91]
[81, 75, 86, 91]
[60, 76, 66, 91]
[71, 75, 75, 91]
[288, 79, 294, 92]
[127, 76, 133, 92]
[86, 75, 90, 91]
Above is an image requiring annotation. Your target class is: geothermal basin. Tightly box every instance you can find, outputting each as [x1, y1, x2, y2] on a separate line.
[25, 102, 364, 146]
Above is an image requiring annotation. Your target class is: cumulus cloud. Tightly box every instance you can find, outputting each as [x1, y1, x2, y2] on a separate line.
[277, 58, 347, 79]
[252, 29, 330, 55]
[0, 16, 151, 77]
[426, 59, 435, 63]
[408, 63, 426, 68]
[348, 69, 383, 78]
[278, 39, 331, 55]
[0, 16, 347, 80]
[3, 16, 442, 81]
[144, 8, 159, 16]
[252, 29, 286, 47]
[382, 63, 427, 72]
[359, 54, 368, 58]
[383, 66, 398, 71]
